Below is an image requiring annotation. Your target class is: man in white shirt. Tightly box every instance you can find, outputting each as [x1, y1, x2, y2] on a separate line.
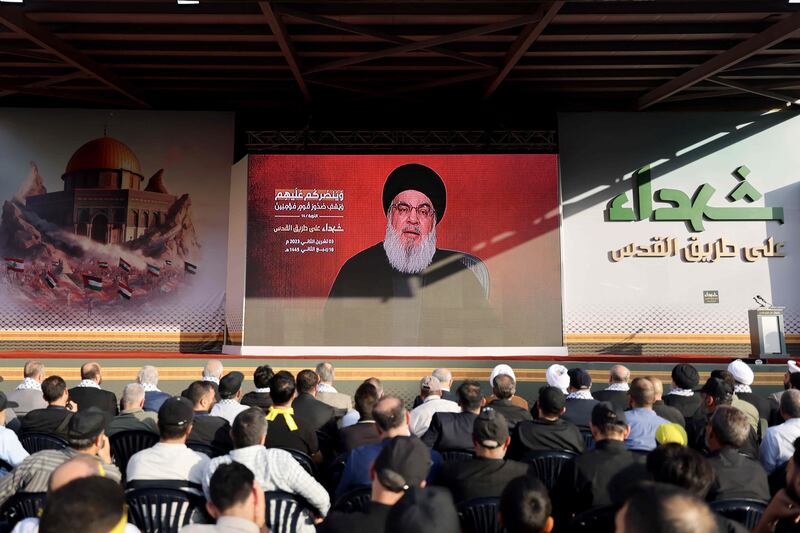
[202, 408, 330, 533]
[6, 361, 47, 417]
[409, 376, 459, 437]
[210, 372, 249, 425]
[761, 389, 800, 473]
[0, 392, 28, 472]
[126, 396, 209, 491]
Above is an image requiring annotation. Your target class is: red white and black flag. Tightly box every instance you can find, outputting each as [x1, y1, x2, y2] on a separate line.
[82, 275, 103, 291]
[4, 257, 24, 272]
[184, 261, 197, 275]
[119, 258, 131, 272]
[44, 272, 57, 288]
[98, 261, 109, 269]
[147, 264, 161, 276]
[118, 282, 132, 300]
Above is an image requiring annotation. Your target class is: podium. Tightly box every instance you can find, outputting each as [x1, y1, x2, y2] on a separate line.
[748, 307, 788, 358]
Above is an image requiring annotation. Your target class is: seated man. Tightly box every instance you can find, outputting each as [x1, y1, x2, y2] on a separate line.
[22, 375, 76, 440]
[319, 436, 431, 533]
[484, 375, 532, 430]
[754, 436, 800, 533]
[342, 377, 384, 428]
[664, 364, 702, 419]
[38, 476, 129, 533]
[202, 409, 329, 533]
[335, 396, 442, 499]
[106, 383, 159, 436]
[646, 376, 685, 427]
[422, 380, 483, 454]
[0, 408, 121, 505]
[292, 369, 338, 441]
[436, 409, 529, 503]
[6, 361, 47, 417]
[486, 365, 529, 409]
[68, 362, 118, 418]
[413, 368, 457, 407]
[509, 386, 584, 459]
[761, 389, 800, 474]
[126, 396, 209, 491]
[616, 483, 717, 533]
[340, 382, 381, 453]
[184, 380, 233, 456]
[0, 392, 28, 474]
[315, 362, 354, 417]
[624, 377, 670, 452]
[241, 365, 274, 411]
[561, 369, 599, 431]
[385, 486, 460, 533]
[409, 376, 460, 437]
[137, 365, 171, 413]
[593, 365, 631, 411]
[265, 371, 321, 461]
[184, 462, 266, 533]
[210, 371, 249, 425]
[499, 477, 554, 533]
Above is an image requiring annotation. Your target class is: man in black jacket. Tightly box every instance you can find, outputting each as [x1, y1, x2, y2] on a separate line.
[293, 369, 338, 458]
[67, 362, 117, 419]
[241, 365, 273, 411]
[509, 386, 584, 459]
[647, 376, 686, 427]
[340, 382, 382, 452]
[184, 380, 232, 457]
[22, 375, 75, 440]
[562, 368, 599, 431]
[664, 363, 702, 419]
[421, 380, 482, 453]
[488, 375, 533, 430]
[593, 365, 630, 411]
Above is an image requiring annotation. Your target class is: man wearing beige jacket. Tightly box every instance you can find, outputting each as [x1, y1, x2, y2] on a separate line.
[315, 362, 352, 417]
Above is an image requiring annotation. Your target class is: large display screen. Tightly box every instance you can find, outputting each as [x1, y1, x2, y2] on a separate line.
[244, 155, 562, 348]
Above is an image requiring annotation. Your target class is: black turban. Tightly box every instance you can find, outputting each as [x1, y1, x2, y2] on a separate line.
[382, 163, 446, 225]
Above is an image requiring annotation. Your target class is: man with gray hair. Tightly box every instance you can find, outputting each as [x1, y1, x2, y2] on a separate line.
[315, 362, 353, 417]
[7, 360, 47, 416]
[705, 405, 770, 502]
[413, 368, 456, 408]
[761, 389, 800, 473]
[106, 383, 159, 436]
[488, 374, 533, 430]
[137, 365, 171, 413]
[409, 376, 460, 437]
[594, 365, 631, 411]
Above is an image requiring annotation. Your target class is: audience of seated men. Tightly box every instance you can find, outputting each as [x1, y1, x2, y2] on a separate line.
[664, 363, 702, 419]
[421, 380, 483, 453]
[202, 408, 330, 532]
[486, 375, 534, 431]
[315, 362, 353, 417]
[105, 383, 159, 437]
[137, 364, 171, 413]
[341, 377, 384, 428]
[552, 402, 648, 522]
[240, 364, 274, 411]
[39, 476, 129, 533]
[412, 368, 457, 408]
[485, 365, 529, 410]
[0, 392, 28, 473]
[184, 462, 265, 533]
[7, 361, 47, 417]
[761, 388, 800, 474]
[210, 371, 249, 425]
[647, 376, 686, 427]
[435, 409, 529, 503]
[561, 368, 599, 430]
[704, 405, 770, 502]
[624, 377, 670, 452]
[409, 375, 460, 437]
[754, 436, 800, 533]
[508, 386, 584, 459]
[710, 369, 760, 431]
[319, 436, 430, 533]
[340, 382, 381, 452]
[126, 396, 209, 491]
[335, 396, 442, 499]
[0, 408, 121, 505]
[728, 359, 770, 423]
[616, 483, 718, 533]
[67, 362, 118, 418]
[499, 477, 554, 533]
[21, 375, 76, 440]
[593, 365, 631, 411]
[265, 371, 322, 462]
[184, 380, 233, 456]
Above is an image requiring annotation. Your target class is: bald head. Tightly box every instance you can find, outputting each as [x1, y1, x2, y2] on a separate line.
[646, 376, 664, 400]
[610, 365, 630, 384]
[48, 456, 102, 493]
[373, 396, 407, 434]
[80, 362, 102, 384]
[629, 377, 655, 408]
[203, 360, 223, 380]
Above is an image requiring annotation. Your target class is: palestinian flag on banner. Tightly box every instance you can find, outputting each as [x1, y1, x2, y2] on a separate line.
[184, 261, 197, 275]
[119, 258, 131, 272]
[4, 257, 24, 272]
[44, 272, 57, 288]
[97, 261, 109, 269]
[117, 282, 132, 300]
[165, 259, 173, 266]
[147, 264, 161, 276]
[82, 274, 103, 291]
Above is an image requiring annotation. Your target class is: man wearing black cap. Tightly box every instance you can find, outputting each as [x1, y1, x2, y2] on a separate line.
[664, 363, 702, 419]
[509, 386, 585, 459]
[320, 436, 431, 533]
[552, 402, 648, 522]
[0, 407, 121, 506]
[325, 163, 495, 346]
[210, 371, 249, 425]
[386, 486, 460, 533]
[562, 368, 599, 431]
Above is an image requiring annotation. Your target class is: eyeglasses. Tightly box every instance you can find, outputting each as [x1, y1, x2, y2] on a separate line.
[391, 202, 435, 219]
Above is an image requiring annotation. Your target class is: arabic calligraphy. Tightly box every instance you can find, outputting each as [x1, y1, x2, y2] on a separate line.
[274, 189, 344, 202]
[607, 165, 784, 232]
[272, 223, 344, 234]
[610, 236, 785, 263]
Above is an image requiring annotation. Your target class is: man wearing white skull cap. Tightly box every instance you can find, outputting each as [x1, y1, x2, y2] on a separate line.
[728, 359, 770, 423]
[545, 365, 570, 394]
[484, 364, 528, 410]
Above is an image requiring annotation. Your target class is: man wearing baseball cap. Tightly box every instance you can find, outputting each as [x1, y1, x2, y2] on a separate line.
[210, 371, 248, 425]
[409, 375, 459, 437]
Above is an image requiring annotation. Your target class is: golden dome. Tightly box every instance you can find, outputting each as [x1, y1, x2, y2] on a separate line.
[65, 137, 142, 176]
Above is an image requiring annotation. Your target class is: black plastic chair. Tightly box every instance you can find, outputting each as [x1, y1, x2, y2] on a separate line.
[710, 498, 768, 530]
[0, 492, 46, 529]
[331, 486, 371, 514]
[272, 447, 317, 477]
[567, 505, 619, 533]
[457, 497, 501, 533]
[110, 430, 159, 477]
[19, 433, 67, 454]
[265, 490, 317, 533]
[186, 442, 215, 458]
[126, 487, 209, 533]
[441, 450, 475, 464]
[579, 430, 595, 450]
[521, 450, 578, 492]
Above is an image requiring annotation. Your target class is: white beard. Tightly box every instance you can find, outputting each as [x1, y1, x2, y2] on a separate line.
[383, 217, 436, 274]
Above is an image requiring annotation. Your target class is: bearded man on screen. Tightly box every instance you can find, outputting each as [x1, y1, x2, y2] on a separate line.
[326, 163, 495, 346]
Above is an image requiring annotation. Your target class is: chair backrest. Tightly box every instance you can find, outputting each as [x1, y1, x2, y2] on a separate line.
[567, 505, 619, 533]
[110, 430, 160, 476]
[126, 487, 208, 533]
[272, 447, 317, 477]
[710, 499, 768, 530]
[457, 497, 501, 533]
[19, 433, 68, 454]
[324, 453, 348, 494]
[441, 450, 475, 464]
[579, 429, 595, 450]
[265, 490, 316, 533]
[331, 486, 372, 514]
[521, 450, 578, 492]
[0, 492, 46, 528]
[186, 442, 215, 458]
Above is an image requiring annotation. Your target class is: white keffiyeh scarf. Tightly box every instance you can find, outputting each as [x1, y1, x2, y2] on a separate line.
[734, 384, 752, 394]
[141, 383, 161, 393]
[17, 378, 41, 391]
[317, 383, 337, 394]
[77, 379, 101, 389]
[606, 383, 630, 392]
[566, 390, 594, 400]
[254, 387, 271, 393]
[668, 387, 694, 397]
